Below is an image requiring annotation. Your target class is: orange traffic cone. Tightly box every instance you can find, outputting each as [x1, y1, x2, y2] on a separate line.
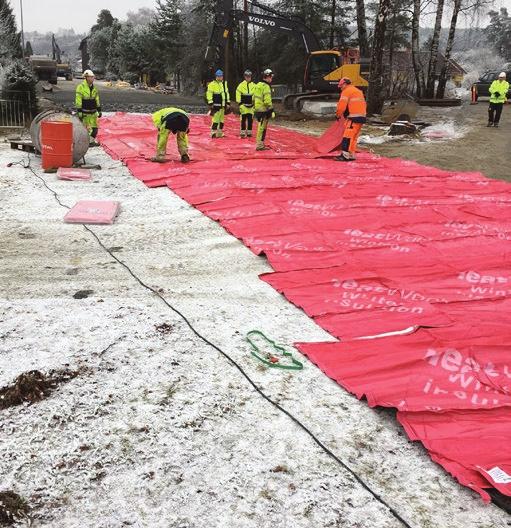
[470, 85, 478, 105]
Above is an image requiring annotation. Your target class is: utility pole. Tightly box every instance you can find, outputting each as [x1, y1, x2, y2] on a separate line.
[20, 0, 25, 58]
[243, 0, 249, 65]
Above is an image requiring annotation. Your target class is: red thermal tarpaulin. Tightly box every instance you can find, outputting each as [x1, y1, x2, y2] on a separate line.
[99, 113, 511, 501]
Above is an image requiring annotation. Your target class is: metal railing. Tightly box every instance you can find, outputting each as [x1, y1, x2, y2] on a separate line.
[272, 84, 295, 102]
[0, 99, 25, 128]
[0, 90, 31, 129]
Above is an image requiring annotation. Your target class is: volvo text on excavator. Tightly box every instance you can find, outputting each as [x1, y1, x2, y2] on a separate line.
[204, 0, 369, 110]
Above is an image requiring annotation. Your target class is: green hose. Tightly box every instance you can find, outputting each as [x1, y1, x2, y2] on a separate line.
[246, 330, 303, 370]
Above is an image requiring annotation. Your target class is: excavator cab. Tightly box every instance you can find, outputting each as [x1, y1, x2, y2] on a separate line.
[304, 50, 369, 93]
[304, 51, 341, 91]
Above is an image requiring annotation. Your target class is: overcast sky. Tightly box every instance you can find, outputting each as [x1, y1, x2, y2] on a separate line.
[11, 0, 511, 33]
[12, 0, 156, 33]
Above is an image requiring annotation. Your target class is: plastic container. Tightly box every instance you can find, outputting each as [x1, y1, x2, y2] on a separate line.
[41, 121, 73, 169]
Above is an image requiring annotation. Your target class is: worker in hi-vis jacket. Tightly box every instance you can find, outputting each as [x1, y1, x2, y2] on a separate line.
[254, 68, 275, 151]
[334, 77, 367, 162]
[236, 69, 256, 138]
[207, 69, 230, 138]
[487, 72, 509, 127]
[151, 107, 190, 163]
[75, 69, 102, 146]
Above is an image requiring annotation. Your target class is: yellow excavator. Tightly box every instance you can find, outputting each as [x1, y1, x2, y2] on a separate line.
[205, 0, 369, 110]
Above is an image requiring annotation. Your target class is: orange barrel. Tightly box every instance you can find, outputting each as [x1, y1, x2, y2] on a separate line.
[41, 121, 73, 169]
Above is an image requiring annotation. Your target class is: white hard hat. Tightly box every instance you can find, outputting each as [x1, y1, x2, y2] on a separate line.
[498, 71, 506, 78]
[83, 69, 95, 77]
[263, 68, 274, 76]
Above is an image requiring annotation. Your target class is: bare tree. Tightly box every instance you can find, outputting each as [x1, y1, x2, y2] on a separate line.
[425, 0, 445, 97]
[366, 0, 392, 114]
[355, 0, 369, 57]
[329, 0, 336, 49]
[436, 0, 461, 98]
[411, 0, 425, 97]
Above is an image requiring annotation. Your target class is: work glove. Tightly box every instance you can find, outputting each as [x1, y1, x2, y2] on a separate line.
[97, 111, 102, 118]
[494, 92, 501, 98]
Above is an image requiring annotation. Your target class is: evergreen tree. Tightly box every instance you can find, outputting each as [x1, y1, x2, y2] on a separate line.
[178, 0, 216, 92]
[109, 23, 166, 83]
[0, 0, 22, 61]
[92, 9, 116, 32]
[88, 26, 114, 73]
[153, 0, 184, 71]
[486, 8, 511, 60]
[1, 59, 38, 118]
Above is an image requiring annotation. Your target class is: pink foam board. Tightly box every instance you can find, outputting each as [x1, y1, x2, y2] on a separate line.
[64, 200, 120, 224]
[57, 168, 92, 181]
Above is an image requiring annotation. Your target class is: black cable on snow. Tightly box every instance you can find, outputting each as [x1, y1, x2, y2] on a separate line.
[26, 162, 414, 528]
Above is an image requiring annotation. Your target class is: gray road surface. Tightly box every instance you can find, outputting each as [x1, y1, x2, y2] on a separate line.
[42, 79, 207, 114]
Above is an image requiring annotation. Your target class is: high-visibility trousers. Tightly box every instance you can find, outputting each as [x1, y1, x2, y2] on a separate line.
[256, 114, 269, 145]
[211, 108, 225, 131]
[157, 128, 189, 157]
[82, 113, 98, 137]
[341, 120, 363, 155]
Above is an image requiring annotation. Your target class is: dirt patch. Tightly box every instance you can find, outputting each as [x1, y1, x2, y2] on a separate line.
[155, 323, 174, 335]
[0, 369, 79, 410]
[18, 232, 37, 240]
[279, 102, 511, 181]
[73, 290, 94, 299]
[270, 465, 290, 474]
[0, 491, 29, 525]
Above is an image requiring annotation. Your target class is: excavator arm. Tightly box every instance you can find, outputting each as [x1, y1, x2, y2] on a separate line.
[205, 0, 321, 71]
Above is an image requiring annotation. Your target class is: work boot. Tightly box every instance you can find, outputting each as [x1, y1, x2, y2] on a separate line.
[150, 155, 166, 163]
[247, 131, 252, 138]
[256, 142, 270, 151]
[89, 140, 100, 147]
[180, 153, 190, 163]
[334, 154, 353, 162]
[217, 130, 224, 138]
[487, 121, 493, 127]
[494, 123, 499, 127]
[240, 131, 246, 138]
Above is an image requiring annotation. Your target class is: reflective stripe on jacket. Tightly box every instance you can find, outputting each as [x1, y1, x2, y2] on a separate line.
[336, 85, 366, 121]
[254, 81, 272, 112]
[236, 80, 256, 106]
[207, 80, 230, 107]
[75, 80, 100, 114]
[489, 80, 510, 104]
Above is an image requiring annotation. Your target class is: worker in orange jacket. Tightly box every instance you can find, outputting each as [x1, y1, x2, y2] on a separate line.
[335, 77, 366, 161]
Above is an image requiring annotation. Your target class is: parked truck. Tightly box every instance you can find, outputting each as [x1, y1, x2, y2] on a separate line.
[29, 56, 58, 85]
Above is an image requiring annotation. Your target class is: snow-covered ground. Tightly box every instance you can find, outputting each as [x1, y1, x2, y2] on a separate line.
[0, 142, 509, 527]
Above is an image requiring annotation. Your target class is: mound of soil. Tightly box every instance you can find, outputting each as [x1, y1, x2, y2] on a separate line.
[0, 491, 29, 525]
[0, 369, 78, 410]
